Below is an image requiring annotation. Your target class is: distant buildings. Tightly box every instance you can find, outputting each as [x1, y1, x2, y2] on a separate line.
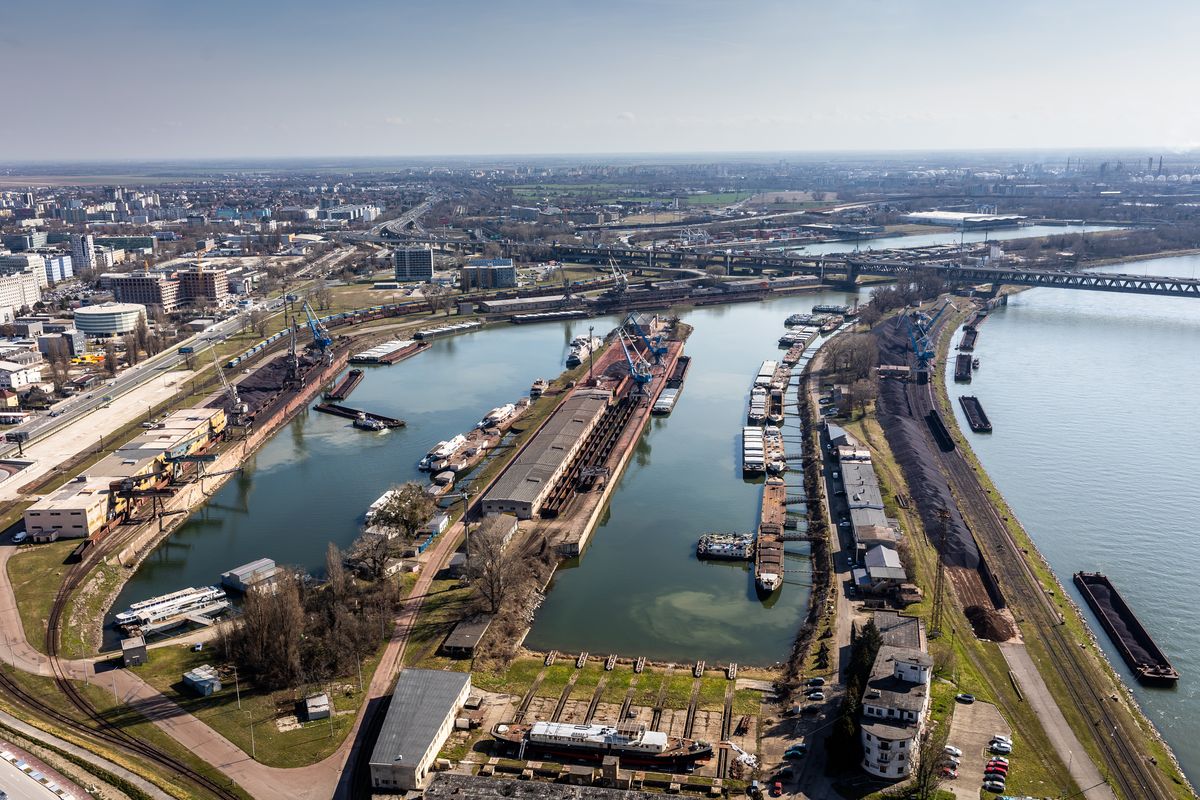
[394, 247, 434, 282]
[70, 233, 96, 271]
[461, 257, 516, 290]
[0, 271, 44, 320]
[40, 253, 73, 283]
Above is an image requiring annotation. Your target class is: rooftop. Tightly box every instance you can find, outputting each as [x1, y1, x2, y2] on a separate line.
[368, 669, 470, 770]
[443, 615, 495, 652]
[863, 645, 931, 715]
[873, 611, 923, 649]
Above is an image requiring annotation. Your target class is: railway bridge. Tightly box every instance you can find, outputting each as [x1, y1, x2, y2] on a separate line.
[546, 244, 1200, 299]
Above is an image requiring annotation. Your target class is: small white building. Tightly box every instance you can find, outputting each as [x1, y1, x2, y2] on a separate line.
[0, 360, 41, 390]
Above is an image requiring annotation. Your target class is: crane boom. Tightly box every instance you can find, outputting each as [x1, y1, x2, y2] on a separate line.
[211, 349, 248, 422]
[302, 300, 333, 351]
[623, 312, 667, 364]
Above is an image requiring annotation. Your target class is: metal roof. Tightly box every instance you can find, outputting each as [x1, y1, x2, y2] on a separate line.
[443, 615, 495, 652]
[369, 669, 470, 769]
[483, 390, 609, 506]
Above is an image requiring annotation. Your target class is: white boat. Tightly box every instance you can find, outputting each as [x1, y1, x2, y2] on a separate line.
[365, 489, 397, 522]
[566, 335, 602, 367]
[115, 586, 228, 631]
[747, 387, 768, 424]
[697, 532, 755, 560]
[419, 434, 467, 470]
[478, 403, 516, 429]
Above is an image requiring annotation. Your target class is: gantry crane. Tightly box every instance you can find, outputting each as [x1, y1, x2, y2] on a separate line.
[623, 312, 667, 364]
[617, 328, 653, 397]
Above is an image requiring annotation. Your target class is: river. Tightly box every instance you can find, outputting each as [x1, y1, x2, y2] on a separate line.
[943, 253, 1200, 781]
[787, 223, 1123, 256]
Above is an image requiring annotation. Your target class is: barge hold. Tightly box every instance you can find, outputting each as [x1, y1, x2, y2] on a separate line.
[1073, 572, 1179, 686]
[415, 320, 482, 340]
[697, 532, 755, 560]
[666, 354, 690, 389]
[348, 338, 428, 365]
[652, 388, 680, 415]
[755, 478, 787, 595]
[492, 721, 713, 768]
[958, 395, 993, 433]
[312, 402, 405, 428]
[957, 326, 978, 352]
[325, 368, 365, 400]
[953, 354, 973, 383]
[742, 426, 765, 475]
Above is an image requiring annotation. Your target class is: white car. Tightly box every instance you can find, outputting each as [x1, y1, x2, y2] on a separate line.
[11, 531, 27, 544]
[990, 742, 1012, 755]
[943, 745, 962, 758]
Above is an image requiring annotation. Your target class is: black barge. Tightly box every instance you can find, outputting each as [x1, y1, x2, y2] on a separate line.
[954, 354, 973, 383]
[1073, 572, 1178, 686]
[958, 395, 992, 433]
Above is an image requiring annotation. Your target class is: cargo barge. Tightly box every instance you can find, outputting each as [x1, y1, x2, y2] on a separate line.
[325, 368, 365, 400]
[415, 320, 482, 340]
[492, 721, 713, 769]
[742, 426, 765, 475]
[652, 387, 680, 415]
[958, 395, 992, 433]
[953, 354, 973, 383]
[779, 328, 819, 348]
[754, 478, 787, 595]
[666, 354, 690, 389]
[312, 402, 405, 428]
[1073, 572, 1179, 686]
[349, 338, 428, 364]
[957, 326, 978, 352]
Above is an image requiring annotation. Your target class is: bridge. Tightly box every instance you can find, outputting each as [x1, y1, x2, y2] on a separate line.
[545, 245, 1200, 299]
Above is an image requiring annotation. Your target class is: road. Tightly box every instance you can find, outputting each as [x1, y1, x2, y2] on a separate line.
[364, 193, 440, 239]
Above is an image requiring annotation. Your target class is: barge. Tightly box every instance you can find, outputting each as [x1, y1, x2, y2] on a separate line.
[652, 387, 680, 415]
[754, 478, 787, 595]
[747, 387, 768, 425]
[1073, 572, 1179, 686]
[742, 426, 765, 475]
[666, 354, 690, 389]
[812, 303, 852, 315]
[312, 402, 405, 428]
[953, 354, 973, 383]
[697, 531, 755, 560]
[415, 320, 482, 340]
[492, 721, 713, 768]
[348, 339, 428, 365]
[957, 326, 978, 352]
[325, 368, 364, 400]
[958, 395, 992, 433]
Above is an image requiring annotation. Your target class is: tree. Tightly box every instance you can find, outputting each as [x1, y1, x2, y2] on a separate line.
[103, 341, 117, 376]
[372, 481, 435, 540]
[248, 308, 269, 338]
[466, 522, 527, 614]
[123, 334, 140, 366]
[423, 283, 451, 315]
[350, 531, 398, 581]
[226, 571, 305, 690]
[909, 717, 950, 799]
[856, 302, 883, 329]
[825, 333, 879, 383]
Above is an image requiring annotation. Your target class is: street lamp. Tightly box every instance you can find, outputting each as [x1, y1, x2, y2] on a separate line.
[245, 710, 255, 760]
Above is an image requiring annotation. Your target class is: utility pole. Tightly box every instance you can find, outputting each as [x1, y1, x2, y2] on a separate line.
[587, 325, 595, 385]
[930, 507, 950, 639]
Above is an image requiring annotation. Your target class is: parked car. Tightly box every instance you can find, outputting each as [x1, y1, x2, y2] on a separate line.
[990, 742, 1012, 755]
[769, 781, 783, 797]
[983, 779, 1006, 793]
[988, 756, 1009, 766]
[807, 677, 825, 687]
[955, 693, 975, 704]
[11, 531, 26, 544]
[784, 744, 808, 759]
[940, 766, 958, 778]
[991, 734, 1012, 745]
[807, 691, 825, 701]
[943, 745, 962, 758]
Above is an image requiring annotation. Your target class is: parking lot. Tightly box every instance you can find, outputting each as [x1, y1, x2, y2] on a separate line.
[944, 699, 1011, 799]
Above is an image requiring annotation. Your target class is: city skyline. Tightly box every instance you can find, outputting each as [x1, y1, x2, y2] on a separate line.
[4, 0, 1199, 161]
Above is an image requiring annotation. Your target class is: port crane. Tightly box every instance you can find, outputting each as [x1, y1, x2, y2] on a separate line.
[906, 301, 953, 381]
[302, 300, 333, 357]
[608, 257, 627, 296]
[211, 348, 249, 424]
[617, 328, 653, 396]
[623, 312, 668, 364]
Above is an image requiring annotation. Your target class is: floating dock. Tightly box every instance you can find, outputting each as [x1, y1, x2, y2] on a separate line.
[958, 395, 992, 433]
[349, 339, 427, 364]
[953, 354, 973, 383]
[325, 369, 365, 400]
[1074, 572, 1179, 686]
[312, 402, 405, 427]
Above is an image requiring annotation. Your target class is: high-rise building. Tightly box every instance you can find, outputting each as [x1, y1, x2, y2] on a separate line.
[39, 254, 73, 284]
[394, 247, 434, 282]
[0, 254, 48, 289]
[0, 271, 44, 319]
[70, 233, 96, 271]
[178, 267, 229, 306]
[461, 258, 517, 290]
[111, 272, 180, 313]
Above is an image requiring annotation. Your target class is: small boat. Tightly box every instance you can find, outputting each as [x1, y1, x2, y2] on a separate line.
[530, 378, 549, 399]
[566, 335, 602, 367]
[697, 532, 755, 560]
[419, 434, 467, 470]
[972, 357, 980, 369]
[353, 413, 386, 431]
[478, 403, 516, 429]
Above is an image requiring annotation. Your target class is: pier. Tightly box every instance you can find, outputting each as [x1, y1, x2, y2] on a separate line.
[312, 402, 405, 427]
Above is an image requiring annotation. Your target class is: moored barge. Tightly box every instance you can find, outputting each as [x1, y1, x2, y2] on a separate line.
[958, 395, 992, 433]
[492, 721, 713, 768]
[1073, 572, 1179, 686]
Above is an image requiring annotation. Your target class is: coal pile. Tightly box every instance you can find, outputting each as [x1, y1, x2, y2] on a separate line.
[966, 605, 1016, 641]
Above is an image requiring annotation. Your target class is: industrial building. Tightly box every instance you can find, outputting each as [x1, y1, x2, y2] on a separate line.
[902, 210, 1025, 229]
[461, 258, 517, 290]
[481, 389, 610, 519]
[73, 302, 146, 336]
[860, 645, 933, 779]
[394, 247, 434, 282]
[369, 669, 471, 792]
[478, 295, 571, 314]
[23, 407, 226, 539]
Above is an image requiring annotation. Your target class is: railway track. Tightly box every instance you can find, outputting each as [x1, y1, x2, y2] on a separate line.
[911, 359, 1166, 799]
[716, 683, 734, 779]
[681, 678, 701, 739]
[11, 530, 243, 800]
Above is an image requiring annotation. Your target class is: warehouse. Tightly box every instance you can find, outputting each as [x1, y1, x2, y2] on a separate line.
[478, 295, 571, 314]
[369, 669, 471, 792]
[481, 389, 610, 519]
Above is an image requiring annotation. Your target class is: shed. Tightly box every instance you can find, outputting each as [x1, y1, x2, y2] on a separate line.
[220, 557, 278, 593]
[304, 693, 331, 721]
[120, 635, 147, 667]
[369, 669, 471, 792]
[182, 664, 222, 696]
[425, 513, 450, 537]
[445, 551, 468, 579]
[442, 615, 494, 658]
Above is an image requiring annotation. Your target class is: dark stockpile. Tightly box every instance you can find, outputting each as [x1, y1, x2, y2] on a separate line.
[966, 604, 1016, 641]
[873, 316, 982, 571]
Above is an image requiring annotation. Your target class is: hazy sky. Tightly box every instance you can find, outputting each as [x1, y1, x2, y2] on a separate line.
[4, 0, 1198, 160]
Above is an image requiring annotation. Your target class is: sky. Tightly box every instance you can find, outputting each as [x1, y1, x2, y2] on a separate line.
[3, 0, 1199, 161]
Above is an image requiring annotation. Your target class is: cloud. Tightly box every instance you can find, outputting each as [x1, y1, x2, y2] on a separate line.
[616, 111, 636, 123]
[384, 115, 409, 127]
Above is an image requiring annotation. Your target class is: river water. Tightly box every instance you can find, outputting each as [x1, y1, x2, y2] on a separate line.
[788, 223, 1123, 256]
[942, 253, 1200, 781]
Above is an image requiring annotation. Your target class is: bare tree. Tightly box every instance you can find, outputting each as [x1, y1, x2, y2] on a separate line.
[466, 522, 527, 614]
[227, 571, 306, 690]
[123, 334, 140, 366]
[103, 341, 118, 376]
[909, 716, 950, 799]
[422, 283, 451, 315]
[373, 481, 435, 540]
[248, 308, 269, 338]
[350, 531, 398, 581]
[325, 541, 348, 603]
[856, 303, 883, 329]
[825, 333, 879, 383]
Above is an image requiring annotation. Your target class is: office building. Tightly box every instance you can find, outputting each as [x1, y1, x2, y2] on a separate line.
[70, 234, 96, 271]
[0, 271, 43, 318]
[40, 254, 73, 283]
[74, 302, 146, 336]
[177, 266, 229, 306]
[0, 254, 48, 289]
[860, 645, 933, 779]
[111, 272, 180, 312]
[394, 247, 434, 282]
[461, 258, 517, 290]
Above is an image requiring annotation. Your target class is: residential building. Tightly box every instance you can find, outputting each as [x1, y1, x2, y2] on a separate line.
[0, 361, 41, 389]
[369, 669, 471, 791]
[0, 271, 41, 320]
[3, 231, 48, 251]
[177, 266, 229, 306]
[394, 247, 433, 282]
[111, 272, 180, 312]
[461, 257, 517, 290]
[0, 253, 48, 288]
[860, 645, 933, 780]
[39, 253, 73, 283]
[70, 233, 96, 271]
[73, 302, 145, 336]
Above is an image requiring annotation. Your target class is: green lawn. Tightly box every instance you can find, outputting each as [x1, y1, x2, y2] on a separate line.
[6, 539, 75, 653]
[661, 674, 695, 709]
[631, 672, 665, 707]
[402, 580, 475, 667]
[533, 663, 574, 699]
[697, 675, 728, 711]
[132, 642, 382, 769]
[599, 669, 633, 704]
[472, 657, 543, 695]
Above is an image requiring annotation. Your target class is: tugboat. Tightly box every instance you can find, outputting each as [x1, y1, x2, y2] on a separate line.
[353, 413, 386, 432]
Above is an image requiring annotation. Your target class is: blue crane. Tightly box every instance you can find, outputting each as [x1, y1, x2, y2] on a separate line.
[617, 329, 653, 394]
[302, 300, 333, 352]
[623, 312, 668, 364]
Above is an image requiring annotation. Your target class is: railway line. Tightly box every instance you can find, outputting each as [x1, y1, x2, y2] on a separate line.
[911, 321, 1168, 799]
[0, 521, 243, 800]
